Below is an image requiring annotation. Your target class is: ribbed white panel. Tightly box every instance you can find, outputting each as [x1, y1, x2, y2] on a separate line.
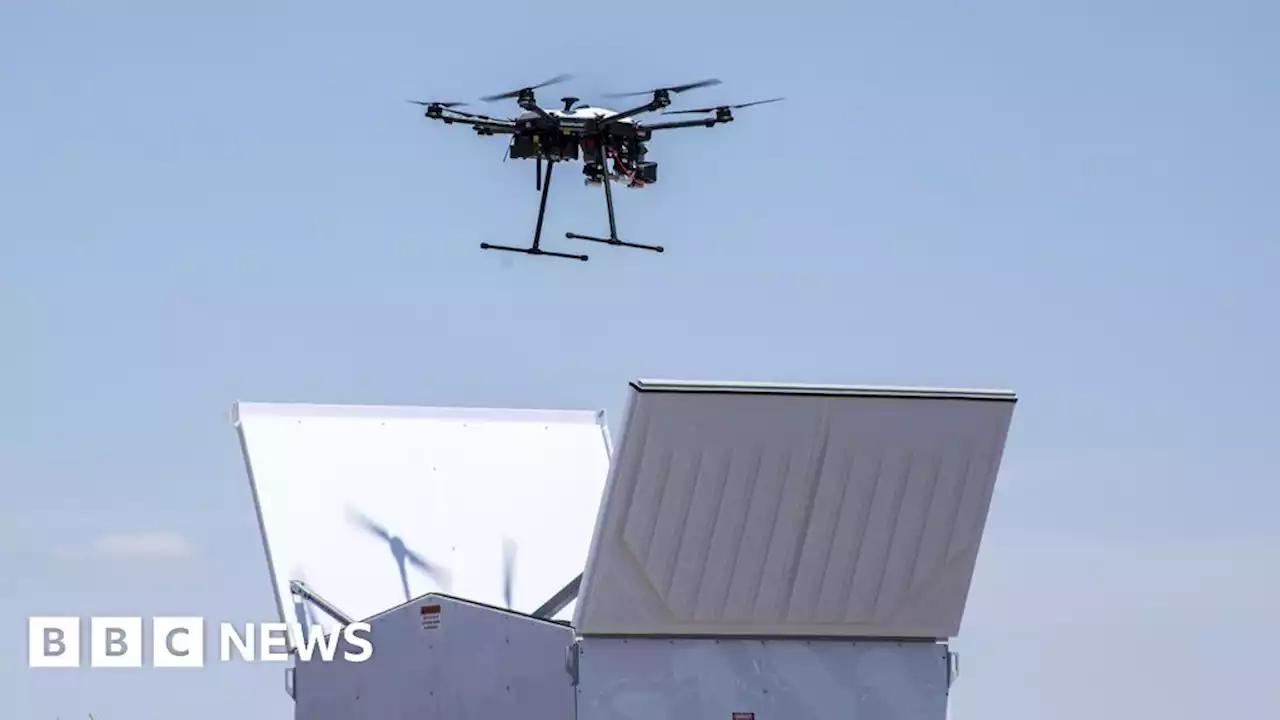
[574, 380, 1016, 639]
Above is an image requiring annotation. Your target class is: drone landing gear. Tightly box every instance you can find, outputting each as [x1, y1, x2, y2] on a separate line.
[565, 145, 664, 254]
[480, 159, 589, 262]
[565, 234, 664, 253]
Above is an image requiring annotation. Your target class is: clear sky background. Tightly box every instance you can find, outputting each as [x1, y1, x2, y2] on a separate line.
[2, 0, 1277, 718]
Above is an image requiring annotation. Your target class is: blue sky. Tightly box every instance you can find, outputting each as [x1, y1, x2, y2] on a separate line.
[2, 0, 1277, 717]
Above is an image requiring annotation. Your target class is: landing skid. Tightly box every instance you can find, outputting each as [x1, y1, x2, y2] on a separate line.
[479, 141, 663, 261]
[565, 143, 665, 254]
[481, 242, 588, 261]
[564, 233, 663, 253]
[480, 158, 589, 262]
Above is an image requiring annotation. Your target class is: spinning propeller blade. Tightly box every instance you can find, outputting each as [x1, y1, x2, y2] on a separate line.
[406, 100, 467, 108]
[347, 508, 393, 543]
[480, 74, 574, 102]
[501, 538, 517, 609]
[346, 506, 453, 592]
[662, 96, 785, 115]
[408, 101, 511, 122]
[404, 547, 453, 589]
[603, 78, 722, 98]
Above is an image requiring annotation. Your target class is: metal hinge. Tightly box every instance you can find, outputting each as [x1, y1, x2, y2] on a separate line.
[565, 640, 580, 686]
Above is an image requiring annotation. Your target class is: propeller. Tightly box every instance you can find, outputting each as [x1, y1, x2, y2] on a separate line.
[403, 546, 451, 585]
[501, 537, 516, 609]
[349, 507, 393, 542]
[347, 507, 452, 600]
[408, 101, 511, 122]
[407, 99, 466, 106]
[603, 78, 722, 99]
[480, 74, 574, 102]
[662, 96, 785, 115]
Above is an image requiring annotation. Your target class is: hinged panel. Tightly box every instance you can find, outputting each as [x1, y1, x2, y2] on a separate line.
[574, 380, 1017, 638]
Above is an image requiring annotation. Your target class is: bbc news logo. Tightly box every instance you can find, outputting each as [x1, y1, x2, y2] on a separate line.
[28, 617, 374, 668]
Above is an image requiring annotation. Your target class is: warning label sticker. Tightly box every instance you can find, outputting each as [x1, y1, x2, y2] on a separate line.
[421, 604, 441, 630]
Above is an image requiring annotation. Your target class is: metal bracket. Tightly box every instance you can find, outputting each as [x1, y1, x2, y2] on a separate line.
[533, 573, 582, 619]
[565, 639, 580, 686]
[947, 650, 960, 688]
[285, 667, 296, 700]
[290, 580, 354, 626]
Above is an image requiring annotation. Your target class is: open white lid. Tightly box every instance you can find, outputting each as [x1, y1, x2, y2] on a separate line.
[233, 401, 612, 642]
[573, 380, 1016, 639]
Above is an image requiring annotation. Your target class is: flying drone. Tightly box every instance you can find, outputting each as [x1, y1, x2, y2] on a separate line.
[409, 74, 782, 261]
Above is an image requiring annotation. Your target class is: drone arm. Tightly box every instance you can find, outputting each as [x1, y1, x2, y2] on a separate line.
[519, 101, 553, 120]
[439, 116, 518, 133]
[425, 108, 518, 133]
[470, 123, 517, 136]
[640, 117, 724, 131]
[597, 98, 668, 128]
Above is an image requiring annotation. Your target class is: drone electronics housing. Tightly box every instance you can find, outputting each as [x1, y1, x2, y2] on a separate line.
[234, 379, 1016, 720]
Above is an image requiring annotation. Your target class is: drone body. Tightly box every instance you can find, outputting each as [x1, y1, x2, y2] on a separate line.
[516, 106, 635, 122]
[508, 103, 654, 189]
[411, 75, 781, 261]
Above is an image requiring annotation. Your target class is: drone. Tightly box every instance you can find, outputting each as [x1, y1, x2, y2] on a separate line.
[409, 74, 782, 261]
